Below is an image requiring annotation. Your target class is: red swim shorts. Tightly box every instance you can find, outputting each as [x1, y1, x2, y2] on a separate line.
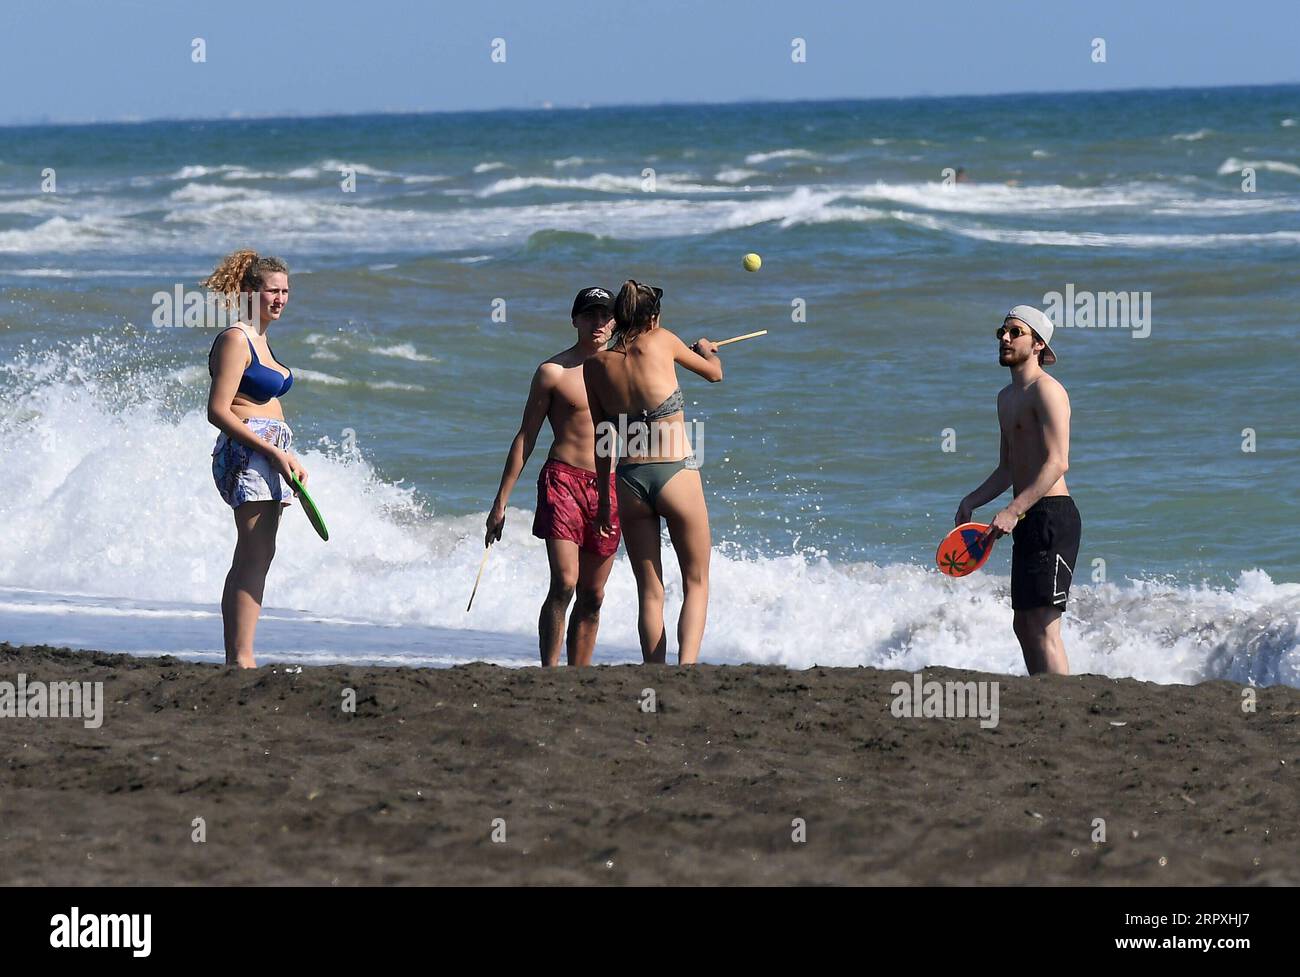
[531, 458, 621, 558]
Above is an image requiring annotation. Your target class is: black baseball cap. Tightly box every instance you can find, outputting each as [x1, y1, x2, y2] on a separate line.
[571, 286, 615, 318]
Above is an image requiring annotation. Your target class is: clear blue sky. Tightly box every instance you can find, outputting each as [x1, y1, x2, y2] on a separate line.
[2, 0, 1297, 123]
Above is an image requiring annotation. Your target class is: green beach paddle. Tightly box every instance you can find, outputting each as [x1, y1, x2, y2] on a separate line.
[287, 473, 329, 541]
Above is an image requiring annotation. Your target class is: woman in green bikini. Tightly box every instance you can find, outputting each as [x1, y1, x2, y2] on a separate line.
[583, 280, 722, 664]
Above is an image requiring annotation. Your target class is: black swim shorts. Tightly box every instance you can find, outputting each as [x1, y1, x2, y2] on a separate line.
[1010, 496, 1082, 611]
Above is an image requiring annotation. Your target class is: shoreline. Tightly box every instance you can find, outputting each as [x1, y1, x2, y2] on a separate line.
[2, 642, 1296, 884]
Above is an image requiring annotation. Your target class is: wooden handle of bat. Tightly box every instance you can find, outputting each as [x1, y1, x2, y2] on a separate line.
[715, 330, 768, 347]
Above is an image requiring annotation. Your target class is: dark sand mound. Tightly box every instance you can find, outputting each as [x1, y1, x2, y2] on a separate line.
[1, 644, 1296, 884]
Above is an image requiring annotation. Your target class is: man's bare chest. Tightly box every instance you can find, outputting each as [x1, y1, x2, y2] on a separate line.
[999, 395, 1037, 437]
[552, 372, 591, 419]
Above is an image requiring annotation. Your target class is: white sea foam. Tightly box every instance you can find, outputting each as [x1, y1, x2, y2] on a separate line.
[846, 180, 1300, 218]
[3, 268, 185, 278]
[846, 181, 1178, 215]
[219, 167, 277, 180]
[168, 182, 258, 203]
[168, 164, 235, 179]
[372, 343, 438, 362]
[286, 366, 425, 391]
[1217, 157, 1300, 177]
[0, 215, 127, 254]
[473, 161, 509, 173]
[2, 339, 1294, 685]
[166, 160, 425, 183]
[744, 148, 819, 165]
[292, 368, 349, 385]
[166, 364, 208, 385]
[0, 197, 63, 216]
[1147, 196, 1300, 216]
[474, 173, 744, 197]
[368, 380, 427, 391]
[720, 187, 888, 228]
[893, 210, 1300, 248]
[1171, 129, 1213, 141]
[6, 174, 1296, 259]
[163, 194, 396, 232]
[319, 159, 406, 180]
[714, 168, 764, 184]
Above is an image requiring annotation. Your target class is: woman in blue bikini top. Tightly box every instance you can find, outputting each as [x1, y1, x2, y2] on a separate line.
[215, 326, 294, 403]
[203, 249, 308, 668]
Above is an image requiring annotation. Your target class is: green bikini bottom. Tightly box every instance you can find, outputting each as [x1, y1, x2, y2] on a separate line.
[616, 459, 692, 514]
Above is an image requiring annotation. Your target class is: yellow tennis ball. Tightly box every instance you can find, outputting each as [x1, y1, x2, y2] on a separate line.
[742, 252, 762, 272]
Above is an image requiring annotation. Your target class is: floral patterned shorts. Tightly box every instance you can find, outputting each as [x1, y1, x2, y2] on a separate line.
[212, 417, 294, 509]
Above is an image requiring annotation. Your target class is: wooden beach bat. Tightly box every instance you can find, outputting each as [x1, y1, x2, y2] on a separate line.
[466, 545, 491, 612]
[714, 329, 767, 347]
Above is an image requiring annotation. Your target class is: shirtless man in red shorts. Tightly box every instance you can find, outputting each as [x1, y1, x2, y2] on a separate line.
[486, 287, 622, 666]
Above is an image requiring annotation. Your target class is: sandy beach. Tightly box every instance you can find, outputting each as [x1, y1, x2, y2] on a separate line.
[1, 643, 1295, 885]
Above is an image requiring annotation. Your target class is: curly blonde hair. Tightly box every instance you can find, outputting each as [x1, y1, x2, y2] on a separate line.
[201, 250, 289, 308]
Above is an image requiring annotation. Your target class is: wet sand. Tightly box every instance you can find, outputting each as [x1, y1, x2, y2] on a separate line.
[1, 643, 1296, 884]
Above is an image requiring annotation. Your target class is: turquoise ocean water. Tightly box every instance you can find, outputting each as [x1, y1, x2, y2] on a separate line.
[1, 86, 1297, 683]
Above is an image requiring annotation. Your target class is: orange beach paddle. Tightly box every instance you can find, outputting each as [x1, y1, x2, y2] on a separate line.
[936, 523, 997, 577]
[935, 516, 1024, 577]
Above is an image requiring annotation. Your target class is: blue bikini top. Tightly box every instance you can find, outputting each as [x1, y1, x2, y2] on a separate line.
[210, 327, 293, 402]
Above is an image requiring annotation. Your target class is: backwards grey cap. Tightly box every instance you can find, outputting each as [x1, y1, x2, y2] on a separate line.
[1005, 304, 1057, 365]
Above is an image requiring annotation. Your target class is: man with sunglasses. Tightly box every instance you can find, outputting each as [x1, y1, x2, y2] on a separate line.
[955, 305, 1081, 675]
[486, 287, 623, 666]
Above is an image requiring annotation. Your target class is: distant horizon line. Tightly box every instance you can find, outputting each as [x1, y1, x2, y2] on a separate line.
[2, 79, 1297, 130]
